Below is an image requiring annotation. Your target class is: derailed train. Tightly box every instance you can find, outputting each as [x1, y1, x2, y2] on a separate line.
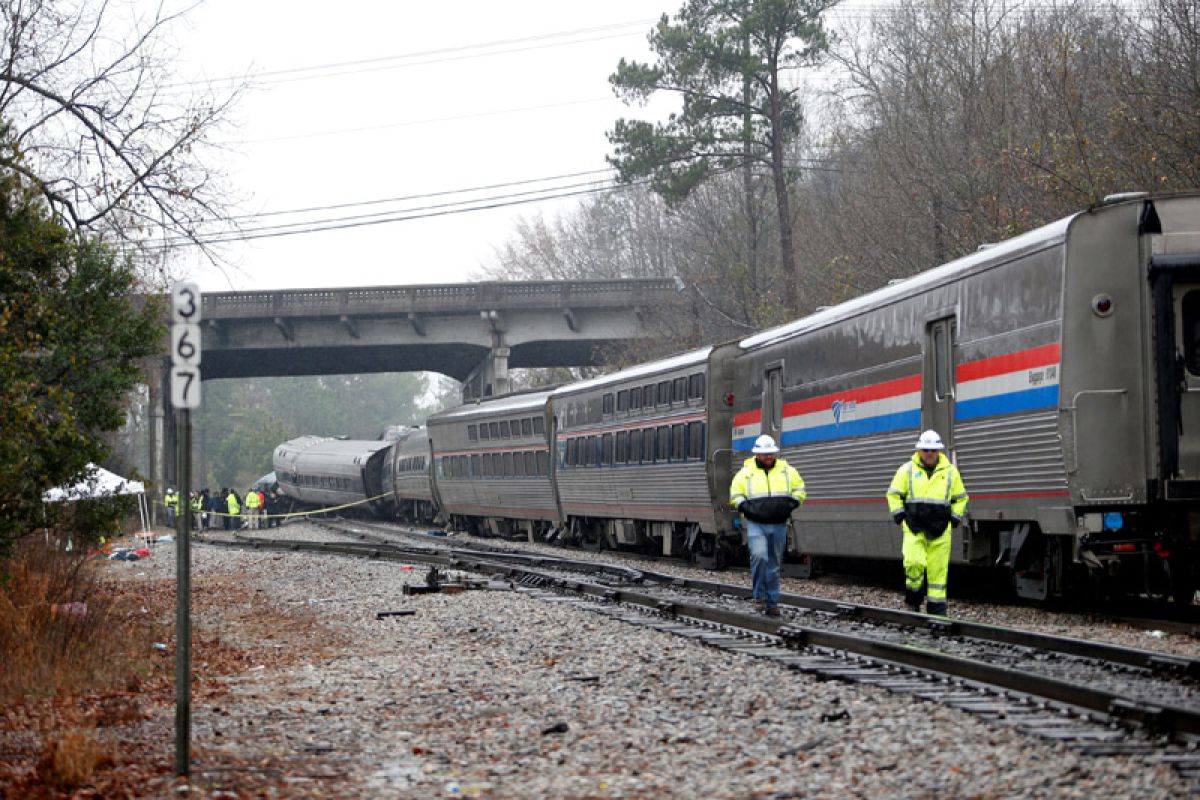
[274, 191, 1200, 602]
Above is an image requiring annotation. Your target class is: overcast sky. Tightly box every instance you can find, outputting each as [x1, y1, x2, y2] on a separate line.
[165, 1, 885, 295]
[164, 0, 671, 293]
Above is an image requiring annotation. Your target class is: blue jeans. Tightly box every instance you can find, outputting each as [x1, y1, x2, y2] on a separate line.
[747, 520, 788, 608]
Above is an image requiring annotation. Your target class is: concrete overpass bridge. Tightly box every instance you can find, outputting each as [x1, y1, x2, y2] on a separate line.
[148, 278, 685, 498]
[194, 278, 682, 398]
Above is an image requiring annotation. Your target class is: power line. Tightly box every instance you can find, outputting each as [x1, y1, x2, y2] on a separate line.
[194, 177, 621, 239]
[167, 20, 655, 92]
[226, 168, 620, 221]
[148, 179, 639, 248]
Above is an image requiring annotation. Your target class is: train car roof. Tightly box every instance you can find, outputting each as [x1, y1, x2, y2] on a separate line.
[391, 426, 429, 454]
[276, 435, 330, 450]
[550, 346, 714, 398]
[428, 389, 554, 422]
[740, 213, 1077, 351]
[280, 437, 392, 459]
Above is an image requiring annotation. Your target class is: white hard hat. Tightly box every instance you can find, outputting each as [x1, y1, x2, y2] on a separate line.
[915, 430, 944, 450]
[751, 434, 780, 454]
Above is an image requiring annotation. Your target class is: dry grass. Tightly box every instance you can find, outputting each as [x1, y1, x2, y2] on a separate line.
[34, 728, 113, 789]
[0, 539, 165, 703]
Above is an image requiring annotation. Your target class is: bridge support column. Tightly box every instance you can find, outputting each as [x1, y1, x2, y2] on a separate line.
[462, 339, 511, 401]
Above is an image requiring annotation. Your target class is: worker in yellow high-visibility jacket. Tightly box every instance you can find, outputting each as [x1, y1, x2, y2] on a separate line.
[886, 430, 968, 616]
[730, 435, 805, 617]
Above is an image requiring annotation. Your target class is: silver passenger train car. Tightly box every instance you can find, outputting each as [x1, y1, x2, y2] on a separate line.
[549, 345, 739, 562]
[733, 191, 1200, 601]
[425, 390, 557, 539]
[382, 427, 436, 524]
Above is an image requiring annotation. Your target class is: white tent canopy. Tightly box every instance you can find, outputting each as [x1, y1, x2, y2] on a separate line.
[42, 464, 150, 535]
[42, 463, 144, 503]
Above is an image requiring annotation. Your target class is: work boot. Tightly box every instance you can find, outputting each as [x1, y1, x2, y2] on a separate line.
[904, 588, 924, 613]
[926, 600, 948, 617]
[754, 599, 766, 613]
[765, 606, 781, 617]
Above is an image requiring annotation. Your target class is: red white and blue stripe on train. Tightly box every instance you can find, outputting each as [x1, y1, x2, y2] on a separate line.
[732, 343, 1062, 452]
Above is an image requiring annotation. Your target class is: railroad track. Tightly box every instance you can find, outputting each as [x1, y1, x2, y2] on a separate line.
[203, 523, 1200, 785]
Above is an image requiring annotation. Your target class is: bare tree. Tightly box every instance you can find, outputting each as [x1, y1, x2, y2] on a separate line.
[0, 0, 241, 277]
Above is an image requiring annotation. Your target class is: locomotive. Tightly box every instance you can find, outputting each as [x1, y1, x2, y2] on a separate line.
[274, 191, 1200, 602]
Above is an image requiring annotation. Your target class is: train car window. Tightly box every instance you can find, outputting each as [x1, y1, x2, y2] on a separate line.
[536, 450, 549, 476]
[615, 430, 627, 463]
[521, 418, 533, 436]
[587, 435, 598, 467]
[566, 437, 578, 468]
[672, 423, 686, 459]
[602, 433, 614, 465]
[688, 373, 705, 401]
[602, 393, 614, 416]
[657, 426, 672, 461]
[524, 451, 536, 476]
[644, 383, 656, 407]
[672, 377, 687, 403]
[617, 390, 628, 413]
[629, 386, 642, 410]
[933, 325, 950, 400]
[688, 421, 706, 461]
[478, 424, 490, 440]
[657, 381, 670, 406]
[470, 454, 481, 476]
[642, 427, 655, 462]
[436, 458, 444, 479]
[513, 452, 525, 476]
[499, 420, 510, 438]
[1185, 291, 1200, 374]
[764, 367, 783, 438]
[628, 429, 642, 463]
[488, 422, 499, 439]
[533, 416, 545, 435]
[468, 424, 478, 442]
[480, 454, 492, 477]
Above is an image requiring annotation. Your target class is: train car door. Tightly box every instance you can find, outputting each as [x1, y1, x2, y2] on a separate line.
[1152, 257, 1200, 488]
[923, 316, 957, 453]
[761, 363, 784, 444]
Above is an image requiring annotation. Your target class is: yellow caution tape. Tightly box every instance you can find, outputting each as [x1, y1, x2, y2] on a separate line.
[183, 490, 395, 521]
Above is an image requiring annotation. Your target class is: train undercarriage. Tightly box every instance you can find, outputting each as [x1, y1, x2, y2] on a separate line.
[978, 515, 1199, 605]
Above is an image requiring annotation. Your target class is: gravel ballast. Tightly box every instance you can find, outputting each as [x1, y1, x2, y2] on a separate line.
[106, 523, 1192, 798]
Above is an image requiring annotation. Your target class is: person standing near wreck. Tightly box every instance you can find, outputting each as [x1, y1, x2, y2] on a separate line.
[886, 430, 968, 616]
[729, 435, 806, 616]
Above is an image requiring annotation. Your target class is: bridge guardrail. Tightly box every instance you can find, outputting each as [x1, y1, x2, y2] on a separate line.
[198, 278, 681, 318]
